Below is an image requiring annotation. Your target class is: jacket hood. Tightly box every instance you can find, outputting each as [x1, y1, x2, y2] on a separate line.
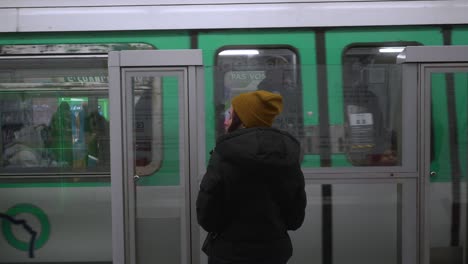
[215, 127, 301, 167]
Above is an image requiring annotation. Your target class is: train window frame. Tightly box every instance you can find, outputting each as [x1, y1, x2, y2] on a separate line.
[0, 43, 155, 178]
[0, 56, 111, 176]
[0, 43, 154, 55]
[214, 45, 303, 141]
[340, 41, 421, 167]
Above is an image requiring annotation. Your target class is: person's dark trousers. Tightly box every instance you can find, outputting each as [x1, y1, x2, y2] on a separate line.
[208, 256, 287, 264]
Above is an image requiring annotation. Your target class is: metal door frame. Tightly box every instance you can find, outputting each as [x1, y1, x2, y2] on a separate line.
[108, 50, 204, 264]
[399, 45, 468, 264]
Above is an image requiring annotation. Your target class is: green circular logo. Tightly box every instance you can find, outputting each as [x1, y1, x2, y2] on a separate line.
[2, 204, 50, 251]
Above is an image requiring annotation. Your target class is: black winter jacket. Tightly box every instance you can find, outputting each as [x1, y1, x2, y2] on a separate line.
[196, 127, 307, 262]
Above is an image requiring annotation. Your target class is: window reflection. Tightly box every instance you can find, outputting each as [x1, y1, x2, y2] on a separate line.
[215, 47, 303, 141]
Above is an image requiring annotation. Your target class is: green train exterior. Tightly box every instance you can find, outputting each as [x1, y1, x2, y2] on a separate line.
[0, 25, 467, 263]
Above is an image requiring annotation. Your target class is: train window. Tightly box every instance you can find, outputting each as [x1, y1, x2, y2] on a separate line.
[214, 47, 303, 141]
[341, 44, 416, 166]
[0, 57, 111, 174]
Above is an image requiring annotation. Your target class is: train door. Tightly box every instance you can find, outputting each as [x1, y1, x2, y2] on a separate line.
[400, 46, 468, 264]
[108, 50, 205, 264]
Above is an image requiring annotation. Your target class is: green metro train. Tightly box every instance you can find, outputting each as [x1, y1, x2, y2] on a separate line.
[0, 1, 467, 264]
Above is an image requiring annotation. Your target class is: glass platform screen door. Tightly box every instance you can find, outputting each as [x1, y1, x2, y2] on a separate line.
[400, 46, 468, 264]
[108, 50, 205, 264]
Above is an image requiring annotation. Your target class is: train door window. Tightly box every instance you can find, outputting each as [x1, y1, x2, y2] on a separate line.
[0, 57, 111, 174]
[132, 76, 163, 176]
[214, 47, 303, 140]
[342, 43, 418, 166]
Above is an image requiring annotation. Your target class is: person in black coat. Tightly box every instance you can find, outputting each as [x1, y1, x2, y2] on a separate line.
[196, 90, 307, 264]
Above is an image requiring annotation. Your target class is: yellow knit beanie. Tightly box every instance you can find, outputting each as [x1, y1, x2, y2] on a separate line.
[231, 90, 283, 128]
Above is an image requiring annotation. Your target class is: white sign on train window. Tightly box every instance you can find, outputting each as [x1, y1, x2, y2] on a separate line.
[349, 113, 373, 126]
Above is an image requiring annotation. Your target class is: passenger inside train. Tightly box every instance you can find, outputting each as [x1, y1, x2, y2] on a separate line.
[0, 97, 110, 171]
